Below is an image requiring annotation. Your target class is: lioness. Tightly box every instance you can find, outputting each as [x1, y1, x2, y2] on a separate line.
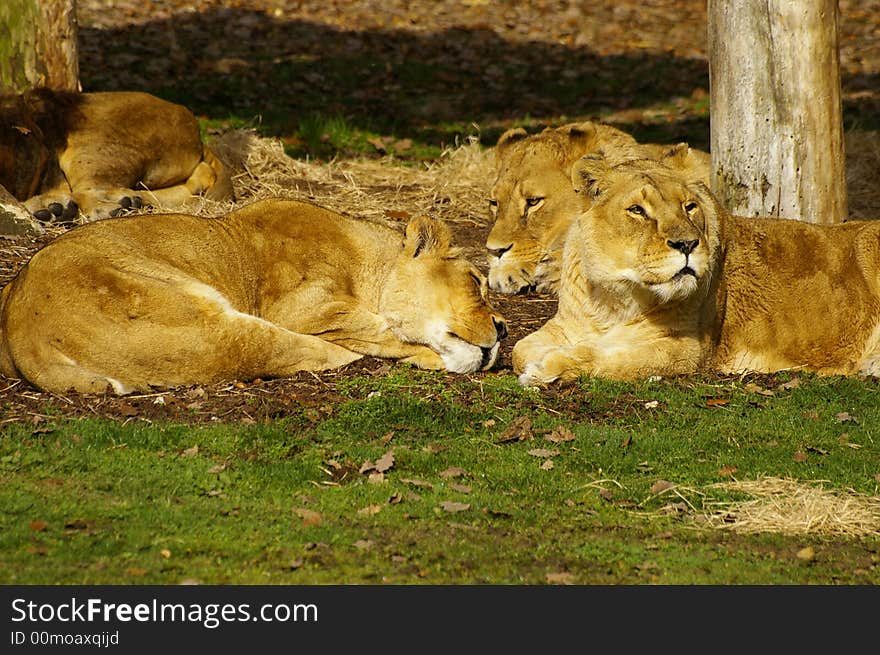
[0, 198, 508, 395]
[486, 121, 711, 294]
[513, 155, 880, 385]
[0, 88, 233, 222]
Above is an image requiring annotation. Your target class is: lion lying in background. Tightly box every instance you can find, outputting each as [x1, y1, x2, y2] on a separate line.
[486, 121, 711, 294]
[513, 155, 880, 385]
[0, 88, 233, 222]
[0, 198, 507, 395]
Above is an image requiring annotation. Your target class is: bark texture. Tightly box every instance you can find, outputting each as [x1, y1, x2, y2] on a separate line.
[708, 0, 847, 224]
[0, 0, 79, 93]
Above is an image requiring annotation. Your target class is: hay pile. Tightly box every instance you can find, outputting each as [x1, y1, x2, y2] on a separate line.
[192, 130, 495, 233]
[699, 476, 880, 537]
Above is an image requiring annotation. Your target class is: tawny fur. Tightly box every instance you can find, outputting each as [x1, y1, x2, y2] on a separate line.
[0, 88, 233, 222]
[486, 121, 711, 295]
[0, 198, 507, 394]
[513, 156, 880, 385]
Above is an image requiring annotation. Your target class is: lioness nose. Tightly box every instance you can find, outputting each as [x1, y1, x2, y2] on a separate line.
[487, 244, 512, 259]
[668, 239, 699, 255]
[493, 317, 508, 341]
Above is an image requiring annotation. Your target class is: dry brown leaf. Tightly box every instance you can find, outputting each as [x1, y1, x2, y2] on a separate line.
[357, 504, 382, 516]
[706, 398, 729, 407]
[449, 483, 471, 493]
[160, 549, 172, 559]
[527, 448, 559, 458]
[439, 467, 466, 479]
[778, 378, 801, 390]
[718, 465, 738, 477]
[650, 480, 675, 494]
[545, 425, 576, 443]
[353, 539, 374, 550]
[835, 412, 856, 423]
[29, 520, 48, 532]
[400, 478, 434, 489]
[540, 459, 554, 470]
[796, 546, 815, 561]
[180, 445, 199, 458]
[546, 571, 576, 585]
[367, 472, 385, 484]
[439, 501, 470, 513]
[792, 451, 808, 462]
[374, 449, 395, 473]
[496, 416, 533, 443]
[293, 508, 322, 527]
[126, 568, 148, 577]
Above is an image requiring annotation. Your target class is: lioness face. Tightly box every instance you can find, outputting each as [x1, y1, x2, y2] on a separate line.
[486, 152, 587, 294]
[384, 218, 508, 372]
[578, 168, 717, 304]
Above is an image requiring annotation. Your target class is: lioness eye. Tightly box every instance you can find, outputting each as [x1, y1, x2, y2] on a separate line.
[684, 201, 699, 213]
[489, 199, 498, 210]
[525, 197, 543, 207]
[627, 204, 646, 217]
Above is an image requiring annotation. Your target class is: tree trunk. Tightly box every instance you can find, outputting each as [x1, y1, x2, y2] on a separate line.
[708, 0, 847, 224]
[0, 0, 80, 93]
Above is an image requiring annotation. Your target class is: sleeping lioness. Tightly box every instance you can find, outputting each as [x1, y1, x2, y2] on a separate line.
[513, 155, 880, 385]
[0, 198, 508, 395]
[486, 121, 710, 294]
[0, 88, 233, 222]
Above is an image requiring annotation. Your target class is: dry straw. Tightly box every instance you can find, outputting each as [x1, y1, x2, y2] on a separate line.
[698, 476, 880, 537]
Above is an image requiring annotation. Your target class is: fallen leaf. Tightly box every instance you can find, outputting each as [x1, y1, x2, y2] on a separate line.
[207, 463, 227, 474]
[643, 400, 660, 409]
[802, 410, 820, 420]
[718, 465, 738, 477]
[374, 449, 395, 473]
[599, 488, 614, 501]
[392, 138, 413, 151]
[796, 546, 815, 561]
[439, 467, 466, 479]
[546, 571, 576, 585]
[496, 416, 533, 443]
[778, 378, 801, 391]
[353, 539, 374, 551]
[126, 568, 148, 577]
[705, 398, 729, 407]
[357, 504, 382, 516]
[439, 501, 470, 513]
[792, 451, 808, 463]
[545, 425, 576, 443]
[160, 549, 172, 559]
[29, 521, 48, 532]
[527, 448, 559, 458]
[367, 137, 387, 152]
[293, 508, 322, 527]
[401, 478, 434, 489]
[835, 412, 857, 423]
[620, 435, 632, 449]
[180, 445, 199, 458]
[449, 483, 471, 494]
[540, 459, 554, 470]
[650, 480, 675, 494]
[367, 472, 385, 484]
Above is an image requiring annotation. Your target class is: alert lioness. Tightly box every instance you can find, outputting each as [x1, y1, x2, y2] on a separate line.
[0, 199, 507, 395]
[0, 88, 233, 222]
[486, 121, 711, 294]
[513, 156, 880, 385]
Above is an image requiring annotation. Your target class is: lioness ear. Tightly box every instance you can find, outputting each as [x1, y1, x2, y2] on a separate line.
[571, 154, 611, 198]
[495, 127, 528, 160]
[403, 215, 452, 258]
[562, 122, 600, 161]
[659, 142, 691, 168]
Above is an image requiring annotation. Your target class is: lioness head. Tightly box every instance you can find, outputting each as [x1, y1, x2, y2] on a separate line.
[383, 216, 508, 372]
[485, 122, 638, 294]
[569, 155, 721, 305]
[486, 121, 712, 296]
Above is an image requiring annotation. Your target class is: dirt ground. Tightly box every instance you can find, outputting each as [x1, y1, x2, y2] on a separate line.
[2, 0, 879, 425]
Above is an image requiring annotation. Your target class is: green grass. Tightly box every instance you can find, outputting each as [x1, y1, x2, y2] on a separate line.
[2, 371, 878, 585]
